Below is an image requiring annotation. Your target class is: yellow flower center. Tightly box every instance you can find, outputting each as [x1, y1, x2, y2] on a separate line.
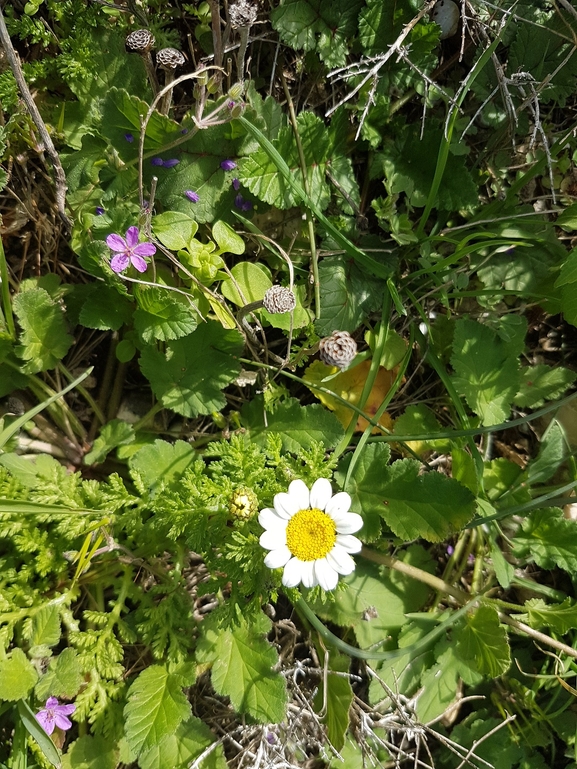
[285, 508, 336, 561]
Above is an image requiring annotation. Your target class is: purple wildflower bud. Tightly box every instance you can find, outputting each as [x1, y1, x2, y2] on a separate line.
[151, 157, 164, 166]
[266, 732, 276, 745]
[36, 697, 76, 736]
[124, 132, 134, 143]
[106, 226, 156, 274]
[227, 100, 236, 110]
[162, 158, 180, 168]
[232, 177, 240, 191]
[221, 159, 237, 172]
[234, 194, 244, 209]
[181, 128, 189, 134]
[95, 206, 105, 215]
[242, 200, 252, 211]
[446, 545, 454, 556]
[185, 190, 200, 203]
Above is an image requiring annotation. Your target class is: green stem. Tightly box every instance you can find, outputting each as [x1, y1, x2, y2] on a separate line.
[0, 234, 15, 339]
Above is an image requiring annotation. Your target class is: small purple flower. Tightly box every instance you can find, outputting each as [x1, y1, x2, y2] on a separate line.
[185, 190, 200, 203]
[106, 226, 156, 273]
[36, 697, 76, 736]
[151, 157, 164, 167]
[234, 193, 252, 212]
[266, 732, 276, 745]
[95, 206, 105, 216]
[181, 128, 189, 134]
[162, 158, 180, 168]
[232, 177, 240, 191]
[221, 159, 237, 172]
[242, 200, 252, 212]
[446, 545, 454, 556]
[227, 100, 236, 110]
[124, 133, 134, 143]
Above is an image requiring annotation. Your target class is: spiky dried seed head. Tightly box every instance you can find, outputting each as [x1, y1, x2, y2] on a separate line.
[126, 29, 156, 53]
[229, 0, 258, 28]
[156, 47, 186, 70]
[319, 331, 357, 369]
[262, 285, 297, 314]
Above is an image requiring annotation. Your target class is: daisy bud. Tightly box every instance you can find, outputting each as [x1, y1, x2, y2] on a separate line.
[229, 486, 258, 520]
[319, 331, 357, 369]
[262, 285, 296, 314]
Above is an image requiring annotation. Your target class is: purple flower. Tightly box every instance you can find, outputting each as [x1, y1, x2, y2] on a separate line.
[36, 697, 76, 736]
[162, 158, 180, 168]
[234, 193, 252, 212]
[95, 206, 105, 216]
[232, 177, 240, 191]
[227, 100, 236, 110]
[181, 128, 189, 134]
[151, 157, 164, 167]
[220, 159, 237, 172]
[124, 133, 134, 143]
[242, 199, 252, 212]
[446, 545, 454, 556]
[106, 226, 156, 273]
[185, 190, 200, 203]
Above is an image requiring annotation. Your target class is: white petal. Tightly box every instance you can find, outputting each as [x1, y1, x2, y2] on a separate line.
[314, 559, 339, 591]
[260, 529, 287, 550]
[264, 546, 292, 569]
[273, 491, 300, 519]
[325, 491, 352, 517]
[334, 512, 363, 534]
[282, 557, 304, 587]
[300, 560, 316, 588]
[310, 478, 332, 511]
[336, 534, 362, 553]
[288, 479, 310, 510]
[259, 507, 288, 530]
[326, 546, 356, 575]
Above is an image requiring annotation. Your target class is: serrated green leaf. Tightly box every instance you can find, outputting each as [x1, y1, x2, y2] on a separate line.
[359, 0, 422, 55]
[62, 735, 118, 769]
[455, 605, 510, 677]
[152, 211, 199, 251]
[35, 648, 84, 701]
[516, 598, 577, 635]
[140, 322, 244, 417]
[124, 665, 192, 756]
[335, 443, 391, 541]
[316, 255, 387, 336]
[14, 288, 74, 373]
[393, 404, 452, 456]
[29, 605, 61, 648]
[77, 284, 133, 331]
[134, 287, 199, 343]
[513, 508, 577, 573]
[271, 0, 363, 67]
[242, 396, 344, 453]
[210, 622, 287, 723]
[129, 440, 194, 490]
[139, 717, 226, 769]
[451, 318, 520, 426]
[84, 420, 136, 466]
[514, 364, 576, 408]
[377, 459, 476, 542]
[416, 645, 469, 723]
[220, 261, 271, 306]
[0, 648, 38, 701]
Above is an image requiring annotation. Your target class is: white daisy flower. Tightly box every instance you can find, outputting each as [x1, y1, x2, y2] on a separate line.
[259, 478, 363, 591]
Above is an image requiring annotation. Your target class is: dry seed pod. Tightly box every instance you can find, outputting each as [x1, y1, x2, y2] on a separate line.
[126, 29, 158, 95]
[319, 331, 357, 369]
[431, 0, 460, 40]
[229, 0, 258, 28]
[262, 285, 296, 314]
[156, 48, 186, 115]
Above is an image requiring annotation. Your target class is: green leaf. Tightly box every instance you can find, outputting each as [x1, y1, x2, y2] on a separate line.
[516, 598, 577, 635]
[451, 318, 520, 426]
[35, 648, 84, 701]
[524, 420, 567, 486]
[416, 643, 479, 723]
[76, 284, 133, 331]
[124, 665, 192, 757]
[212, 221, 245, 255]
[220, 262, 272, 306]
[240, 112, 331, 210]
[14, 287, 73, 373]
[84, 420, 136, 466]
[129, 440, 195, 490]
[314, 650, 352, 752]
[514, 364, 576, 408]
[28, 605, 61, 648]
[316, 255, 387, 336]
[242, 396, 344, 453]
[134, 287, 199, 343]
[62, 735, 118, 769]
[556, 247, 577, 326]
[449, 714, 523, 769]
[210, 621, 287, 723]
[455, 605, 510, 677]
[140, 322, 244, 417]
[18, 699, 62, 768]
[336, 443, 391, 541]
[271, 0, 364, 67]
[0, 648, 38, 701]
[139, 717, 227, 769]
[557, 202, 577, 231]
[393, 404, 452, 456]
[513, 508, 577, 573]
[377, 459, 476, 542]
[152, 211, 199, 251]
[359, 0, 423, 55]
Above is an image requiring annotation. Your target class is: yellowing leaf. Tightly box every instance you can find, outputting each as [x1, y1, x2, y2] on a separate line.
[303, 359, 394, 433]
